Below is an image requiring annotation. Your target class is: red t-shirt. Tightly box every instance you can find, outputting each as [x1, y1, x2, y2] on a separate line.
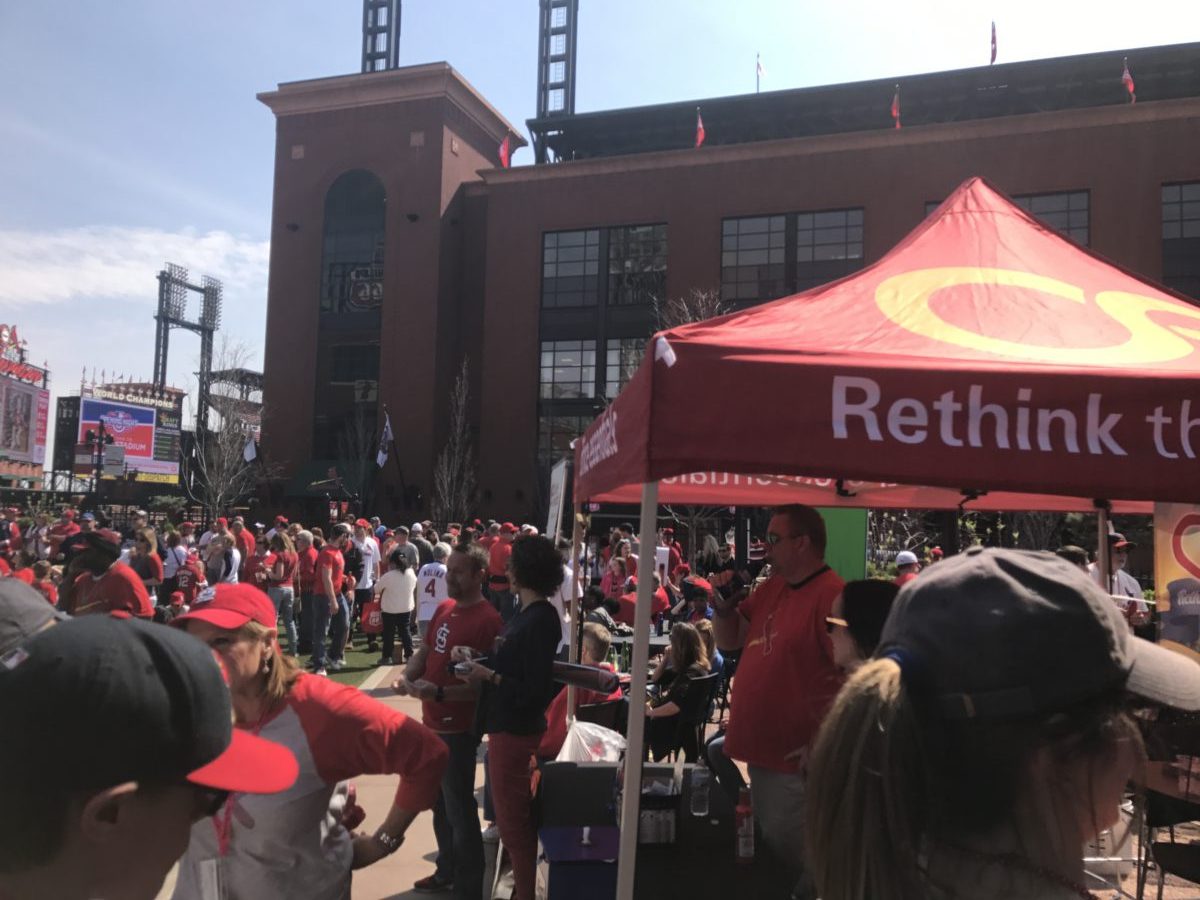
[243, 554, 271, 593]
[48, 522, 79, 556]
[537, 662, 623, 758]
[11, 568, 34, 585]
[0, 558, 9, 576]
[68, 563, 154, 618]
[297, 546, 319, 592]
[420, 598, 504, 733]
[723, 569, 845, 773]
[613, 588, 670, 626]
[234, 532, 255, 579]
[176, 559, 205, 604]
[32, 578, 58, 606]
[894, 571, 919, 587]
[316, 546, 345, 600]
[477, 534, 497, 552]
[272, 549, 299, 586]
[145, 553, 164, 583]
[488, 540, 512, 581]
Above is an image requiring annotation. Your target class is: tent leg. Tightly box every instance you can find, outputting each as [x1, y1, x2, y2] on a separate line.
[615, 481, 659, 900]
[1097, 502, 1112, 594]
[566, 503, 585, 719]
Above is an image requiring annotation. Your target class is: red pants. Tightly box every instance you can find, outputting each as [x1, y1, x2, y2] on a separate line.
[487, 731, 542, 900]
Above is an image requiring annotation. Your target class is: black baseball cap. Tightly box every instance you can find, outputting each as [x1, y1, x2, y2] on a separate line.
[0, 579, 67, 658]
[877, 546, 1200, 719]
[1108, 532, 1136, 551]
[0, 615, 298, 794]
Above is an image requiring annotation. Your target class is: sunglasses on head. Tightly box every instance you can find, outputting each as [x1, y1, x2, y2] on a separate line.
[825, 616, 849, 633]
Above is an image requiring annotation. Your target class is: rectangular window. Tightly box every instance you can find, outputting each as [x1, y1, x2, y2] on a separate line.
[548, 88, 565, 112]
[539, 340, 596, 400]
[608, 224, 667, 306]
[330, 344, 380, 383]
[605, 338, 645, 398]
[1013, 191, 1089, 245]
[550, 5, 567, 28]
[542, 230, 600, 308]
[1163, 182, 1200, 299]
[537, 415, 590, 465]
[721, 215, 788, 303]
[548, 60, 566, 84]
[795, 207, 864, 291]
[549, 33, 566, 55]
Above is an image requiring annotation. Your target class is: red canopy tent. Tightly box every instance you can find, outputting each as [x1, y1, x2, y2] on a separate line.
[577, 177, 1200, 506]
[573, 177, 1200, 899]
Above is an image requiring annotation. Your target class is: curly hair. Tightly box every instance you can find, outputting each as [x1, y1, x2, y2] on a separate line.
[509, 534, 565, 597]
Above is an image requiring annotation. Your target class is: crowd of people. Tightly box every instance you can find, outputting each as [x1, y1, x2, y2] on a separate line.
[0, 500, 1191, 900]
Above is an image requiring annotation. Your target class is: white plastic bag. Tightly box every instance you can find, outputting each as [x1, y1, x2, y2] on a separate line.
[556, 719, 626, 763]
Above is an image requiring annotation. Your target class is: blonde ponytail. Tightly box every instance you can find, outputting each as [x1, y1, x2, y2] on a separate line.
[806, 658, 926, 900]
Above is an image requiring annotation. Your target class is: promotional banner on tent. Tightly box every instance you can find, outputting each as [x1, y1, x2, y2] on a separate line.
[1155, 503, 1200, 648]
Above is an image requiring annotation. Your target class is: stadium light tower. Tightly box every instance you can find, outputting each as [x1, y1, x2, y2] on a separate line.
[531, 0, 580, 163]
[152, 263, 222, 435]
[362, 0, 402, 72]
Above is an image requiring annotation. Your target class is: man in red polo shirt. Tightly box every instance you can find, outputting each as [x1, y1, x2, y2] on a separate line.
[487, 523, 517, 621]
[59, 529, 154, 619]
[613, 573, 671, 627]
[713, 504, 843, 900]
[393, 542, 503, 896]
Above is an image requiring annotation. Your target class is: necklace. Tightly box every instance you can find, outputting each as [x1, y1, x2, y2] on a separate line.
[941, 844, 1095, 899]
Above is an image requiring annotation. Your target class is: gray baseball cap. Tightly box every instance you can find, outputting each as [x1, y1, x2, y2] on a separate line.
[877, 546, 1200, 719]
[0, 579, 67, 659]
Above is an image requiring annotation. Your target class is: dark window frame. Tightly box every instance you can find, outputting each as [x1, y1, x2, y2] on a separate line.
[1162, 181, 1200, 301]
[319, 170, 387, 315]
[720, 207, 864, 303]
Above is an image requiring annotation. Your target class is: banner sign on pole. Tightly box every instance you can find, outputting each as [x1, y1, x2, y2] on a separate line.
[546, 459, 569, 539]
[1155, 503, 1200, 650]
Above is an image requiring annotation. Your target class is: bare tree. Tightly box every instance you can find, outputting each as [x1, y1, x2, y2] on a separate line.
[432, 360, 477, 526]
[183, 424, 260, 518]
[653, 288, 730, 331]
[335, 403, 376, 512]
[181, 336, 267, 518]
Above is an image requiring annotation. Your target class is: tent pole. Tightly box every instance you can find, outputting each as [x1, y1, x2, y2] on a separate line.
[1097, 501, 1112, 594]
[566, 503, 585, 719]
[615, 480, 659, 900]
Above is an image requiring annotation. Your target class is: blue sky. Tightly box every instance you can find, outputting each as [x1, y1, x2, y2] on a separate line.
[0, 0, 1196, 444]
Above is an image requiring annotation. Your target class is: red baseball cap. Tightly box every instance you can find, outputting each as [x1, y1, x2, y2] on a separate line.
[215, 517, 228, 528]
[179, 521, 195, 531]
[169, 591, 185, 606]
[355, 518, 371, 528]
[63, 510, 76, 520]
[275, 515, 288, 524]
[501, 522, 518, 534]
[172, 583, 276, 632]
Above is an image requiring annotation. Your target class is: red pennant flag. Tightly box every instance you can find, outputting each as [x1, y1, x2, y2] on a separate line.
[990, 21, 997, 65]
[498, 134, 512, 168]
[891, 85, 901, 129]
[695, 108, 706, 148]
[1122, 58, 1136, 104]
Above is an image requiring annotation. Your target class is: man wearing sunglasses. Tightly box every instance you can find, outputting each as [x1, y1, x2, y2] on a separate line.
[0, 614, 297, 900]
[712, 504, 844, 900]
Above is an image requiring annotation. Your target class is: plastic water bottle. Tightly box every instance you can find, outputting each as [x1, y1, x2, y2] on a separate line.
[689, 767, 710, 817]
[735, 788, 755, 864]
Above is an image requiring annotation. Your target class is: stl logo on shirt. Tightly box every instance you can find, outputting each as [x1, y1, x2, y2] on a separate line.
[434, 620, 450, 655]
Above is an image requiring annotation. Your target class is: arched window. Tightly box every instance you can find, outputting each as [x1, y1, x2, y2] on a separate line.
[319, 170, 386, 314]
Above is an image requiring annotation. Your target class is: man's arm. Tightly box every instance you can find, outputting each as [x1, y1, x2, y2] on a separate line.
[712, 593, 749, 651]
[321, 566, 337, 611]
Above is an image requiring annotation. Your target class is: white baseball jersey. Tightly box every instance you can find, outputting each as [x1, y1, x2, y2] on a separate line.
[416, 562, 448, 621]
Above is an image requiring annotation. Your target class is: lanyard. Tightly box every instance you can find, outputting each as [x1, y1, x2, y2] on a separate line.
[211, 712, 271, 856]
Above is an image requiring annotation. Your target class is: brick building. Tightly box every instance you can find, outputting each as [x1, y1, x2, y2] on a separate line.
[258, 41, 1200, 522]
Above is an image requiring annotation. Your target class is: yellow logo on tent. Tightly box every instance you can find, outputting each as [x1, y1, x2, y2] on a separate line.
[875, 267, 1200, 366]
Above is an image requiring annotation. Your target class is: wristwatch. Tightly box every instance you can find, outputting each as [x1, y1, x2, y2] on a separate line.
[435, 685, 445, 703]
[373, 829, 404, 854]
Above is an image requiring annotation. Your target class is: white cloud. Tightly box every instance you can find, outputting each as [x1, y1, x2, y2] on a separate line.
[0, 225, 271, 469]
[0, 225, 269, 309]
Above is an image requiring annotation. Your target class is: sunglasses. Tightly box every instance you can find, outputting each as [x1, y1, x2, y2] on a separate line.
[825, 616, 849, 633]
[766, 532, 805, 546]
